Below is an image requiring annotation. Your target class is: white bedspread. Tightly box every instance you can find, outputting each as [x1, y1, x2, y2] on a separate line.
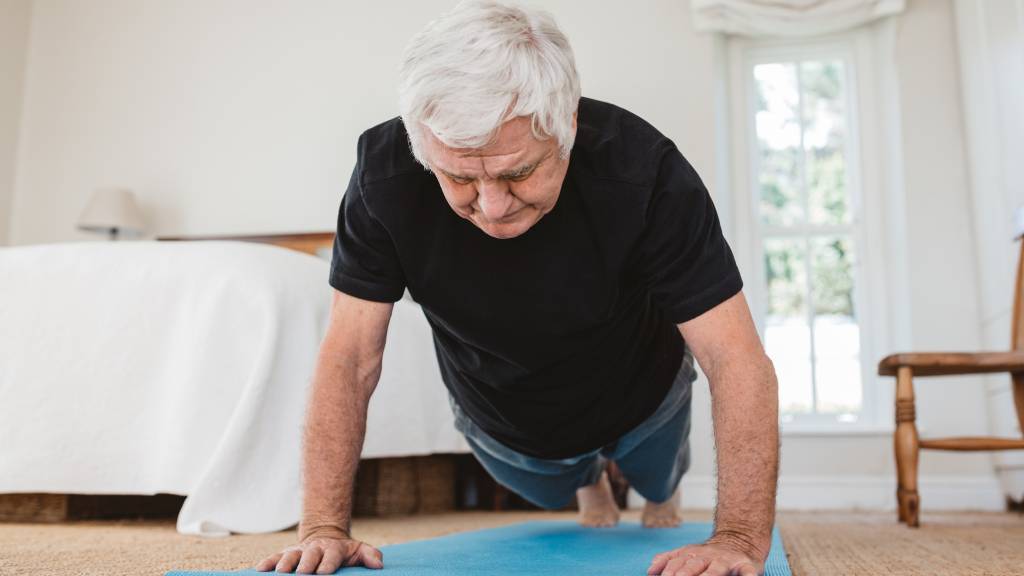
[0, 241, 466, 536]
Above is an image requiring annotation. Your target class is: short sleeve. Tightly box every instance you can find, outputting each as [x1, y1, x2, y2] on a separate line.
[328, 164, 406, 302]
[631, 144, 743, 324]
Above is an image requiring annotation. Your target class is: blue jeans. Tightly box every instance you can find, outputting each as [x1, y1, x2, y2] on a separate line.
[448, 350, 697, 510]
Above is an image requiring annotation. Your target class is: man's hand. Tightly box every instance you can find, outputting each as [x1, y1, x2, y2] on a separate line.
[676, 290, 779, 575]
[647, 534, 764, 576]
[255, 529, 383, 574]
[256, 290, 393, 574]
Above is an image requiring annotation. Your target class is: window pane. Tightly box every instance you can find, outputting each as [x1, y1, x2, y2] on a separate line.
[810, 235, 855, 317]
[754, 63, 803, 226]
[810, 236, 862, 415]
[801, 60, 851, 226]
[763, 238, 812, 414]
[752, 56, 865, 424]
[813, 316, 862, 417]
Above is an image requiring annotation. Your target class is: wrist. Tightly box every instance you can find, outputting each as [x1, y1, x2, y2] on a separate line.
[707, 527, 771, 562]
[299, 517, 351, 542]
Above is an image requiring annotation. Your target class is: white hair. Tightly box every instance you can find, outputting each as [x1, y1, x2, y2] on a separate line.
[398, 0, 581, 168]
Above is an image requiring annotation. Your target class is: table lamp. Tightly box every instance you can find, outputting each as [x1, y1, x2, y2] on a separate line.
[76, 188, 145, 241]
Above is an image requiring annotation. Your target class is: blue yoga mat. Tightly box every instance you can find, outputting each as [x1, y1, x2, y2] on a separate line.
[166, 521, 791, 576]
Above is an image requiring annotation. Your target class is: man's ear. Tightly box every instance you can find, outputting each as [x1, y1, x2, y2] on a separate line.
[572, 111, 577, 130]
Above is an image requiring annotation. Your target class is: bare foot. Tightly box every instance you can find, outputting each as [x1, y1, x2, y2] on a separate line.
[576, 471, 620, 528]
[642, 488, 682, 528]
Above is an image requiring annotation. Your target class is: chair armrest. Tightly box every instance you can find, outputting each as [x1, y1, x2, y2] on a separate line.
[877, 351, 1024, 377]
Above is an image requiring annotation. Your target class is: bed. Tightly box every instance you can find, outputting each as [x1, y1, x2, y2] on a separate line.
[0, 233, 468, 536]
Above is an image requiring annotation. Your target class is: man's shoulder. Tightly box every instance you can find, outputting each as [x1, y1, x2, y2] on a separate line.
[573, 96, 677, 187]
[356, 116, 427, 187]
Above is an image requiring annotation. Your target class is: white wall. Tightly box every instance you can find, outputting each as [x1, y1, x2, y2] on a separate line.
[953, 0, 1024, 500]
[888, 0, 989, 470]
[0, 0, 31, 245]
[5, 0, 1002, 509]
[8, 0, 718, 244]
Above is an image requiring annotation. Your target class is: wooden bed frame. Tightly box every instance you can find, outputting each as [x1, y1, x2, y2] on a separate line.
[158, 231, 336, 257]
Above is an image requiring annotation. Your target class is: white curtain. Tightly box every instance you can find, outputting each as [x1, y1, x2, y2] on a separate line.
[691, 0, 905, 37]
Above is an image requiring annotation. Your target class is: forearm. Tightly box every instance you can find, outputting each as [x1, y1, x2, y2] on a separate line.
[708, 353, 779, 561]
[298, 350, 380, 541]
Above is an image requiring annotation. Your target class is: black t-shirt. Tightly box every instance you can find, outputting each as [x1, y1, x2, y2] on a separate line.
[329, 96, 742, 459]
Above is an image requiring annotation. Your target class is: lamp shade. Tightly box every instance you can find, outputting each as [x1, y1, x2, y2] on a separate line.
[77, 188, 145, 236]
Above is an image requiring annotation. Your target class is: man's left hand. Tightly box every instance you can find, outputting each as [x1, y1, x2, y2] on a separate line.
[646, 535, 765, 576]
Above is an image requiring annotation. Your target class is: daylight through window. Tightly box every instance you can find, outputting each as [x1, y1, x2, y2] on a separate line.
[752, 58, 863, 423]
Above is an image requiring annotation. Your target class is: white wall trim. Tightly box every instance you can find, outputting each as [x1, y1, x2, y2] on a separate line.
[628, 474, 1005, 511]
[711, 32, 734, 242]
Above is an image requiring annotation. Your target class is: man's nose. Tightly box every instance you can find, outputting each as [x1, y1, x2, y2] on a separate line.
[475, 178, 513, 220]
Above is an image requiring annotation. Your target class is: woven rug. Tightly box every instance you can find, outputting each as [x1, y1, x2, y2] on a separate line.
[779, 511, 1024, 576]
[2, 510, 1023, 575]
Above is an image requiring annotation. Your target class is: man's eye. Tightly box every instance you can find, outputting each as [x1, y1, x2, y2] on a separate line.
[451, 176, 473, 185]
[504, 171, 534, 182]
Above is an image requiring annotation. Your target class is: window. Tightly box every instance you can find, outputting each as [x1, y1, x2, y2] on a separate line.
[753, 58, 862, 423]
[723, 28, 905, 432]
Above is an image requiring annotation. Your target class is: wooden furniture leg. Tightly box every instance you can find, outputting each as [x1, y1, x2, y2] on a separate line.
[894, 366, 921, 527]
[1013, 373, 1024, 438]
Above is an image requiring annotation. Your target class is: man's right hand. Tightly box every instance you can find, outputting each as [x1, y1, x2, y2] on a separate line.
[259, 291, 393, 574]
[255, 531, 384, 574]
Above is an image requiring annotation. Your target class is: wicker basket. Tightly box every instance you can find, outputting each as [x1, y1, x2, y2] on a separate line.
[353, 455, 456, 516]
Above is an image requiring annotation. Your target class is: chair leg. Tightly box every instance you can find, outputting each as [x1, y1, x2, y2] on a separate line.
[895, 444, 908, 523]
[896, 486, 907, 523]
[901, 487, 920, 528]
[894, 366, 921, 527]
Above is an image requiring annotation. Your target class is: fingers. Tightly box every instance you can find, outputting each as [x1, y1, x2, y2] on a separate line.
[664, 557, 749, 576]
[316, 547, 344, 575]
[258, 538, 383, 575]
[648, 552, 673, 574]
[295, 546, 325, 575]
[661, 554, 710, 576]
[256, 553, 283, 572]
[649, 549, 691, 575]
[345, 542, 384, 570]
[275, 549, 303, 573]
[734, 562, 760, 576]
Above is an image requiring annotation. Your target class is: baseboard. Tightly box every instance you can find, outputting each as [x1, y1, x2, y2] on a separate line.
[627, 474, 1006, 511]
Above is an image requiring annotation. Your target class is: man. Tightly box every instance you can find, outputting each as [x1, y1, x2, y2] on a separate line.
[258, 1, 779, 575]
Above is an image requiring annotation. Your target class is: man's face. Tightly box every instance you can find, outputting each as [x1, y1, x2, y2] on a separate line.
[420, 114, 575, 239]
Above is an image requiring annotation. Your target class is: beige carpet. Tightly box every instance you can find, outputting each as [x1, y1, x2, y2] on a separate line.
[2, 509, 1023, 576]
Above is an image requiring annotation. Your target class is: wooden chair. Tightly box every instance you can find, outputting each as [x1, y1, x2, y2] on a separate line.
[877, 236, 1024, 527]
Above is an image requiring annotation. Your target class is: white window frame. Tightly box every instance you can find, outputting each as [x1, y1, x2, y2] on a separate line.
[720, 22, 911, 435]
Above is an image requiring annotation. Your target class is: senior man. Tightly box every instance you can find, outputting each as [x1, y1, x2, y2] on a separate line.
[258, 1, 778, 575]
